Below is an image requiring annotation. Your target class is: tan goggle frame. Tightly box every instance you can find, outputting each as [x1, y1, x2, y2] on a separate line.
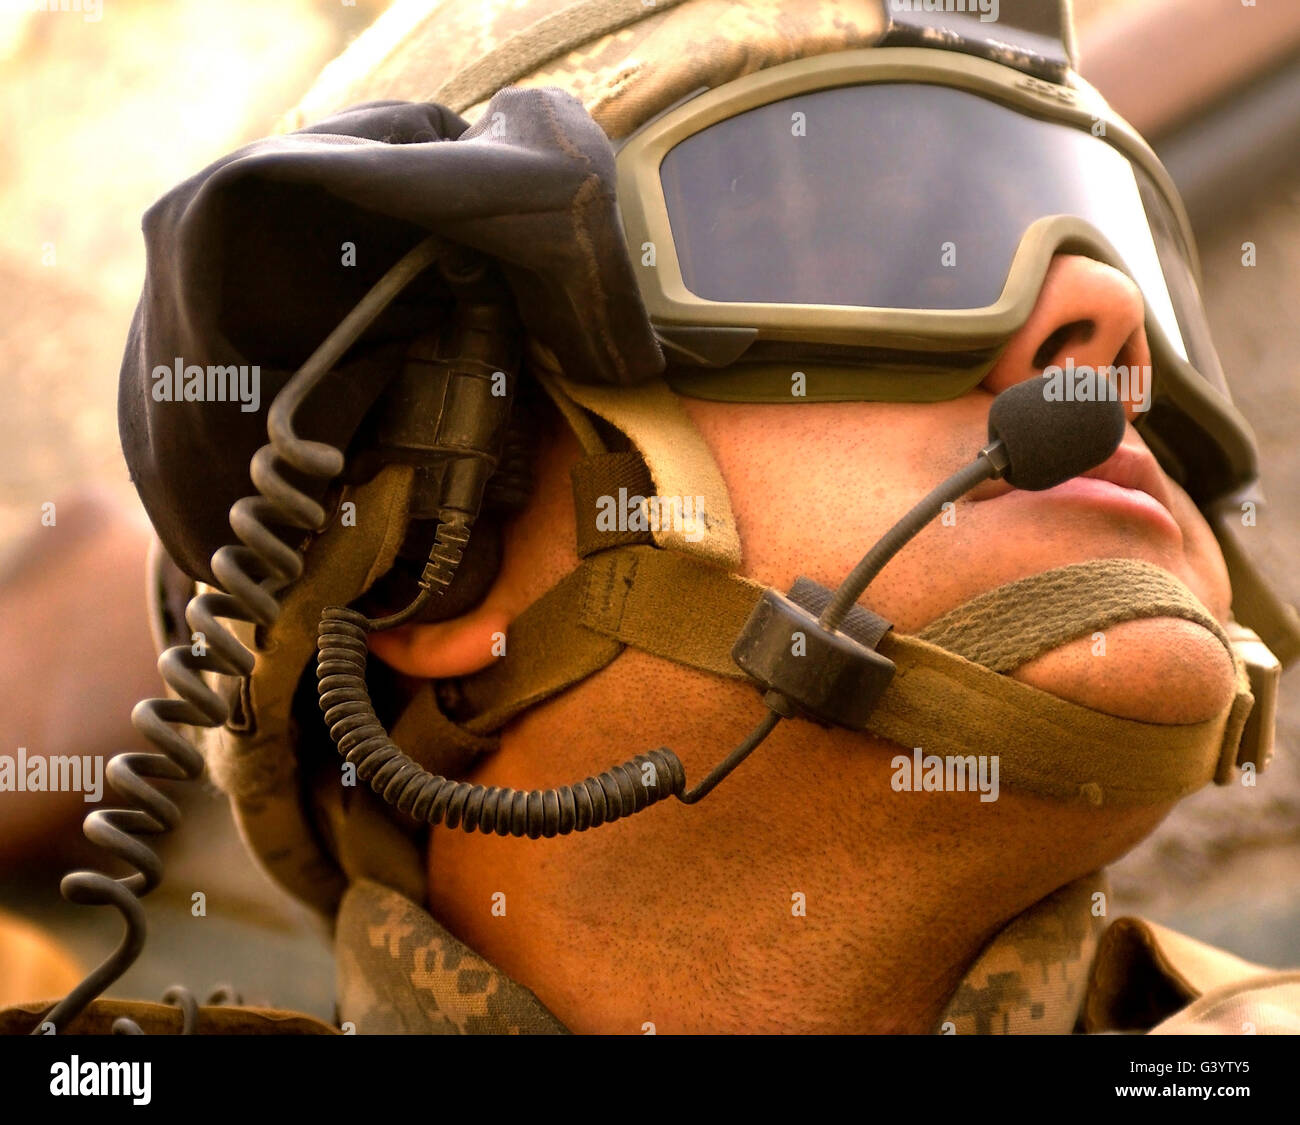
[614, 46, 1260, 505]
[617, 47, 1201, 344]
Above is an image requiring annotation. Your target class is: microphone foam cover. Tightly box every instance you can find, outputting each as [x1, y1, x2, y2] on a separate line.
[987, 379, 1127, 491]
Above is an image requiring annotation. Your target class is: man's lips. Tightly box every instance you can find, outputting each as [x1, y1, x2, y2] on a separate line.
[967, 441, 1182, 533]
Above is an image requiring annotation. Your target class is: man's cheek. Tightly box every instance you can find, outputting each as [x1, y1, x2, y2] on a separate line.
[1165, 485, 1233, 622]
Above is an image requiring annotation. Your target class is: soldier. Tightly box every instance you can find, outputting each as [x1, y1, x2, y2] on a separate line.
[7, 0, 1299, 1035]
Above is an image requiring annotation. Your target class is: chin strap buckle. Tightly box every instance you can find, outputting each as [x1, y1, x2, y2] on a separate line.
[732, 577, 896, 731]
[1226, 621, 1281, 775]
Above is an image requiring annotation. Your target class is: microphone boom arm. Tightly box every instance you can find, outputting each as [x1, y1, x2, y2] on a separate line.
[819, 441, 1009, 632]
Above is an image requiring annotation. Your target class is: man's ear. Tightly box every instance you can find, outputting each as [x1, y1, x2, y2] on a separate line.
[367, 593, 514, 679]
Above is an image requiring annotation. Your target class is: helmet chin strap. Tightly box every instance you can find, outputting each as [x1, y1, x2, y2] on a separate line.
[392, 545, 1262, 811]
[356, 362, 1269, 814]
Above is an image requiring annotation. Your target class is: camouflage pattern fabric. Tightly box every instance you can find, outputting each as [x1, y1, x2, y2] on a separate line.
[938, 871, 1110, 1034]
[287, 0, 888, 139]
[335, 879, 566, 1034]
[336, 872, 1107, 1034]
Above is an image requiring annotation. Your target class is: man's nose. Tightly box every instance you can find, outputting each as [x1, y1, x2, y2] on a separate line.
[981, 254, 1152, 425]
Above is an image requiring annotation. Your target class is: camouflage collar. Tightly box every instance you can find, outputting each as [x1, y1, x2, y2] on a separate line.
[335, 878, 566, 1034]
[937, 870, 1111, 1034]
[335, 870, 1109, 1034]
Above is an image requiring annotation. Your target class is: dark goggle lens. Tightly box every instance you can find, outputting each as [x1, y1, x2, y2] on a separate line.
[660, 82, 1192, 362]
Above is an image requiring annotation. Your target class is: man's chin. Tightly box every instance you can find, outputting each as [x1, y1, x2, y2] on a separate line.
[1009, 616, 1237, 724]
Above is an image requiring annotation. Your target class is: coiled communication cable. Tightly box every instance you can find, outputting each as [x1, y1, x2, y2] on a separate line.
[316, 607, 783, 836]
[34, 235, 447, 1034]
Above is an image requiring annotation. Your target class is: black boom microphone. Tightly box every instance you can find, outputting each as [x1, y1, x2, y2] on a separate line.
[987, 377, 1129, 492]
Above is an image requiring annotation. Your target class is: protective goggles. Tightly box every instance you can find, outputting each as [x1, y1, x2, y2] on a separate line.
[615, 48, 1259, 508]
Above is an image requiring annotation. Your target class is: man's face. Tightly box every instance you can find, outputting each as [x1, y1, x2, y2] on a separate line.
[372, 253, 1238, 730]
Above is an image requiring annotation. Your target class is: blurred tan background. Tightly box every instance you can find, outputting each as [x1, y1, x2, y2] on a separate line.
[0, 0, 387, 1018]
[0, 0, 1296, 1020]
